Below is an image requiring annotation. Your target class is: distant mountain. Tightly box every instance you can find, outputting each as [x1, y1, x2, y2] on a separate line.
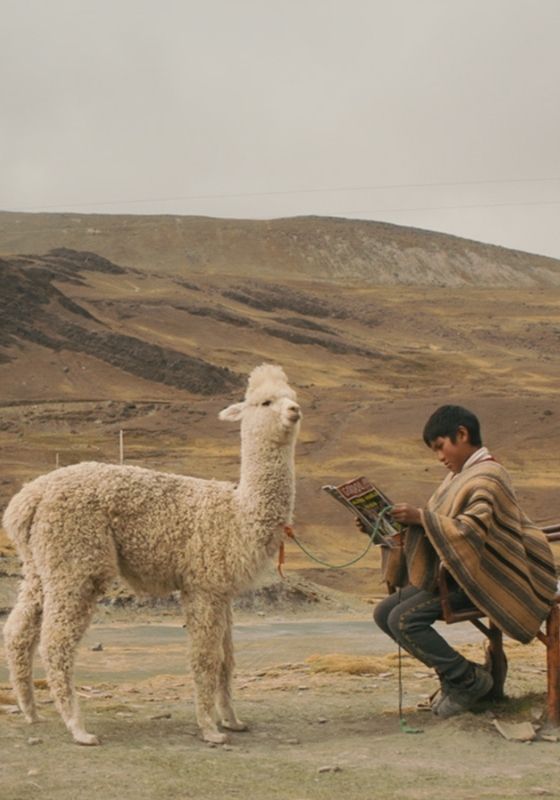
[1, 211, 560, 287]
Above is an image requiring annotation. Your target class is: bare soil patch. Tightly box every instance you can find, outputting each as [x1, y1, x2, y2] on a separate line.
[1, 602, 560, 800]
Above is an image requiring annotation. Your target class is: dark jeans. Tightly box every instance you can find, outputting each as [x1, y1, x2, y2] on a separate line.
[374, 584, 475, 682]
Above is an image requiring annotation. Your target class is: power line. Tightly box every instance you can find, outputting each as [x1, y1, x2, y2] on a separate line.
[10, 197, 560, 218]
[7, 175, 560, 212]
[345, 198, 560, 217]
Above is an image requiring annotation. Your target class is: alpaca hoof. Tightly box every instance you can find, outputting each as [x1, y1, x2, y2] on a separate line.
[221, 719, 248, 732]
[203, 729, 229, 745]
[24, 712, 43, 724]
[74, 732, 101, 746]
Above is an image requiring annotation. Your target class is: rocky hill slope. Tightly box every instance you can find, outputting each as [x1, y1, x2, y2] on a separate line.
[2, 211, 560, 286]
[0, 249, 239, 394]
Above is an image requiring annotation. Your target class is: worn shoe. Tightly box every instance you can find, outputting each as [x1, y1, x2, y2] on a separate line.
[430, 679, 451, 715]
[434, 664, 493, 719]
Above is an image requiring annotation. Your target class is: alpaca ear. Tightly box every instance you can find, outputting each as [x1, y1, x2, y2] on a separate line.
[218, 401, 246, 422]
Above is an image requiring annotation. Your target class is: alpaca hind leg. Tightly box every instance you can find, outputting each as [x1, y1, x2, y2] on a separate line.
[39, 585, 100, 745]
[184, 592, 230, 743]
[3, 572, 43, 722]
[217, 602, 247, 732]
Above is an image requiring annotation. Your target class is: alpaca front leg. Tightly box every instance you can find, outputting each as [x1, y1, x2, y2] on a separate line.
[3, 573, 43, 723]
[217, 602, 247, 732]
[184, 592, 230, 744]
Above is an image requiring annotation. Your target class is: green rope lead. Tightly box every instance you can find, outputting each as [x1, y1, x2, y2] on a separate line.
[289, 506, 423, 734]
[398, 638, 424, 735]
[287, 506, 394, 570]
[400, 718, 423, 734]
[397, 586, 424, 735]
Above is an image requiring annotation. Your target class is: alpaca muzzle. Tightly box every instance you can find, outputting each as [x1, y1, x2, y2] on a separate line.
[287, 406, 301, 423]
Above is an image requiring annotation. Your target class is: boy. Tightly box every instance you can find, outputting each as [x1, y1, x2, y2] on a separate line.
[367, 405, 557, 718]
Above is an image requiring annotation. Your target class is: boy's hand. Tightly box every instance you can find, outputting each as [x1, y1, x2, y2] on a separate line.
[391, 503, 423, 526]
[355, 517, 373, 535]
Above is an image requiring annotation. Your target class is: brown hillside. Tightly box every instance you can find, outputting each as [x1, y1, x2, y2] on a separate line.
[1, 211, 560, 286]
[0, 241, 559, 601]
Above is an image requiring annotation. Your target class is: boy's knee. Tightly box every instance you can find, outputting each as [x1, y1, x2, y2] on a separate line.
[373, 598, 393, 633]
[372, 603, 384, 628]
[386, 606, 406, 640]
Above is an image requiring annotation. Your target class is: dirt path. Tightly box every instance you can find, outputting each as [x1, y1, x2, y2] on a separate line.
[2, 611, 560, 800]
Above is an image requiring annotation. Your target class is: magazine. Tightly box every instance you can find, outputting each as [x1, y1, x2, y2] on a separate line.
[322, 475, 404, 547]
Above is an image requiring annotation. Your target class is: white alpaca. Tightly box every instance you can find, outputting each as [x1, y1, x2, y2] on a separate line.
[2, 364, 301, 745]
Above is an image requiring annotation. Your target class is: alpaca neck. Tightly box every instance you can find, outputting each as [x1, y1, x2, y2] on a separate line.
[236, 433, 296, 543]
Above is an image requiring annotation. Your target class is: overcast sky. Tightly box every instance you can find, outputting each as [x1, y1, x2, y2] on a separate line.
[2, 0, 560, 259]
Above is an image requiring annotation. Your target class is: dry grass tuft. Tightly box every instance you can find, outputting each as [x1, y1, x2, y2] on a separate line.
[306, 652, 405, 675]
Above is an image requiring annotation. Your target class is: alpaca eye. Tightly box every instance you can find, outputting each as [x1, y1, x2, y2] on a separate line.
[261, 400, 271, 406]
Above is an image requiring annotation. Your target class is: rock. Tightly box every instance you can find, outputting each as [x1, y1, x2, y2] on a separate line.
[492, 720, 536, 742]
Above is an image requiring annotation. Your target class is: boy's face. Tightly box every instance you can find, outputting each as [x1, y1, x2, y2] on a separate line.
[429, 426, 478, 474]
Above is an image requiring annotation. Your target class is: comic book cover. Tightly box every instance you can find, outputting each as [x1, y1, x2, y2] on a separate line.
[322, 475, 403, 546]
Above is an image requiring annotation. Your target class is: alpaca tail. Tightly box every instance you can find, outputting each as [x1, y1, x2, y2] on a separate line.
[3, 478, 50, 727]
[2, 476, 48, 557]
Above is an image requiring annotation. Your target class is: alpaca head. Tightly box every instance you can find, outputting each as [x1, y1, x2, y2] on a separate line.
[218, 364, 301, 445]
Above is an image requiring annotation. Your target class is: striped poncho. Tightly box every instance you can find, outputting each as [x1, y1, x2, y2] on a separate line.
[404, 457, 557, 643]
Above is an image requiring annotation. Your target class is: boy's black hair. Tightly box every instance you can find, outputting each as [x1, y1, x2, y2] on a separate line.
[422, 405, 482, 447]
